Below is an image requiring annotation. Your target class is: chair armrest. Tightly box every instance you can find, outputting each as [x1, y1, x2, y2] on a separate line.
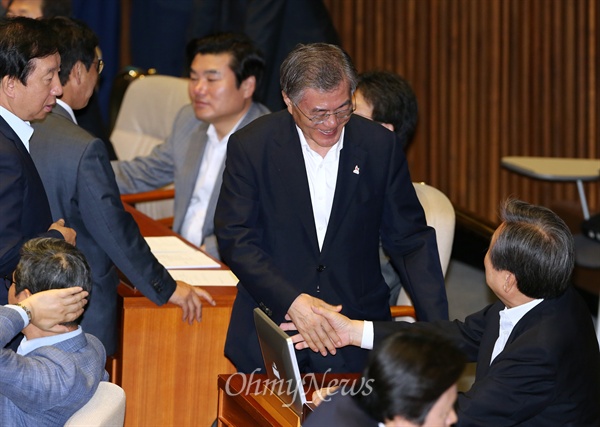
[120, 188, 175, 205]
[390, 306, 416, 319]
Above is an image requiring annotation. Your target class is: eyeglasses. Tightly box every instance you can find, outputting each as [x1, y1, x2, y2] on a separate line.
[293, 102, 355, 125]
[3, 276, 15, 291]
[96, 58, 104, 75]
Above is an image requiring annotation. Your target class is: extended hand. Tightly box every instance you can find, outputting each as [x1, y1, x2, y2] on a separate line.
[49, 218, 76, 245]
[22, 287, 88, 332]
[169, 281, 216, 324]
[283, 305, 364, 350]
[284, 294, 342, 356]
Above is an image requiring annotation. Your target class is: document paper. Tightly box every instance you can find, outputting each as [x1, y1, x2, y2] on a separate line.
[144, 236, 220, 269]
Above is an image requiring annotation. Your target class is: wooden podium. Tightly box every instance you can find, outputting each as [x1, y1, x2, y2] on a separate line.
[116, 205, 237, 426]
[217, 373, 360, 427]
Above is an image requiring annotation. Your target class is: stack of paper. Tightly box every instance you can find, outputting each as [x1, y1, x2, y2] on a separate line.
[145, 236, 238, 287]
[145, 236, 220, 269]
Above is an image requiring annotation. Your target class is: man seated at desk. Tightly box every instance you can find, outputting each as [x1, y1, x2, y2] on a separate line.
[112, 32, 270, 260]
[0, 237, 107, 426]
[287, 199, 600, 426]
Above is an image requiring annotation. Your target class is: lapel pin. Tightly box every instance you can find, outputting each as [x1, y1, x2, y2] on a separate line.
[353, 165, 360, 175]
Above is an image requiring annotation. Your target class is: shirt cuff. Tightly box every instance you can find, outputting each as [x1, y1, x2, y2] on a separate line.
[5, 304, 30, 327]
[360, 320, 374, 349]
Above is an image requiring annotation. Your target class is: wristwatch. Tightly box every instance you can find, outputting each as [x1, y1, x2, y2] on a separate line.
[16, 303, 32, 323]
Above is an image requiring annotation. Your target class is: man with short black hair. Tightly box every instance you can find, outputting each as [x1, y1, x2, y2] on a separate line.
[354, 70, 418, 150]
[31, 17, 215, 356]
[0, 16, 75, 306]
[113, 32, 270, 259]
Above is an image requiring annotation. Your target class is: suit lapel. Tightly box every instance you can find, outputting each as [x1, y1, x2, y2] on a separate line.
[202, 103, 268, 236]
[270, 114, 320, 252]
[173, 123, 209, 231]
[321, 124, 367, 256]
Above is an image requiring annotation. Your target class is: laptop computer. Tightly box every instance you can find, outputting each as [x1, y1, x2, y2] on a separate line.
[253, 307, 311, 416]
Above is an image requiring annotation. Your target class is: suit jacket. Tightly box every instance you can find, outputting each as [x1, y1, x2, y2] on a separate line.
[30, 104, 177, 355]
[374, 287, 600, 426]
[0, 306, 108, 426]
[112, 102, 269, 259]
[303, 393, 378, 427]
[0, 116, 62, 305]
[215, 111, 447, 373]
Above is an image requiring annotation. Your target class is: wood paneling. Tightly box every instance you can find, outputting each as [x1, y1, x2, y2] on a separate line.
[324, 0, 599, 224]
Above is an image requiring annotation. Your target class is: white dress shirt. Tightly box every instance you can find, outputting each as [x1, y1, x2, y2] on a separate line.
[297, 126, 345, 250]
[490, 298, 543, 363]
[180, 118, 242, 246]
[360, 298, 544, 355]
[56, 98, 77, 123]
[0, 106, 34, 152]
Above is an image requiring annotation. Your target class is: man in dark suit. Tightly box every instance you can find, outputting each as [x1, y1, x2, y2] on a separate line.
[0, 16, 75, 305]
[30, 17, 214, 356]
[215, 43, 448, 374]
[296, 199, 600, 425]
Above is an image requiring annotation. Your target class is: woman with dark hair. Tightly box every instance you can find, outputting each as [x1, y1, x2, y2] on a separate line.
[305, 329, 466, 427]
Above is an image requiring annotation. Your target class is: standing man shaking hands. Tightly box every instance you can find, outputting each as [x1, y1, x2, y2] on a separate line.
[215, 43, 447, 374]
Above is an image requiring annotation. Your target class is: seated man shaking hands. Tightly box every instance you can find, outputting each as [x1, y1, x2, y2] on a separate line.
[285, 199, 600, 426]
[0, 237, 108, 426]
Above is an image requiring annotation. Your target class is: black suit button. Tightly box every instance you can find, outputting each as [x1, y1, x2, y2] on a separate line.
[316, 265, 326, 272]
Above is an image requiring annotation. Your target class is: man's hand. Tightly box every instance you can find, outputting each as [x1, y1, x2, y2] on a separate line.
[168, 281, 216, 324]
[311, 386, 340, 407]
[282, 305, 364, 350]
[49, 218, 76, 245]
[284, 294, 342, 356]
[21, 287, 88, 333]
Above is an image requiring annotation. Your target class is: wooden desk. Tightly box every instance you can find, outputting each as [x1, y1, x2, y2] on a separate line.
[118, 204, 237, 426]
[217, 373, 360, 427]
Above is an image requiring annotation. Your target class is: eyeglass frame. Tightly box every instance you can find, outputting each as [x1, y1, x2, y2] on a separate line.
[95, 58, 104, 75]
[293, 101, 355, 125]
[3, 275, 16, 291]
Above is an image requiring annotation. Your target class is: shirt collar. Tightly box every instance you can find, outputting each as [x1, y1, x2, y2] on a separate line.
[296, 125, 345, 159]
[0, 106, 34, 152]
[17, 326, 83, 356]
[56, 98, 77, 124]
[499, 298, 544, 328]
[206, 112, 248, 145]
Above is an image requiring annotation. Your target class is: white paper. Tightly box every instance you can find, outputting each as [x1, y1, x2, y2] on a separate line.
[169, 270, 239, 287]
[145, 236, 220, 269]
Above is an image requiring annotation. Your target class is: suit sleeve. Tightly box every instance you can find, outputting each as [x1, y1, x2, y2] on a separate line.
[215, 134, 300, 321]
[78, 139, 176, 304]
[111, 114, 181, 194]
[380, 138, 449, 321]
[0, 145, 61, 278]
[374, 304, 493, 360]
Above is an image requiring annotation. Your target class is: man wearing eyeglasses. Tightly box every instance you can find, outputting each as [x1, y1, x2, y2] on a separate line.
[215, 43, 448, 374]
[29, 17, 215, 357]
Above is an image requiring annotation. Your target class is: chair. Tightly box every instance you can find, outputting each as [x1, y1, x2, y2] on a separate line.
[64, 381, 126, 427]
[390, 182, 456, 320]
[110, 74, 189, 220]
